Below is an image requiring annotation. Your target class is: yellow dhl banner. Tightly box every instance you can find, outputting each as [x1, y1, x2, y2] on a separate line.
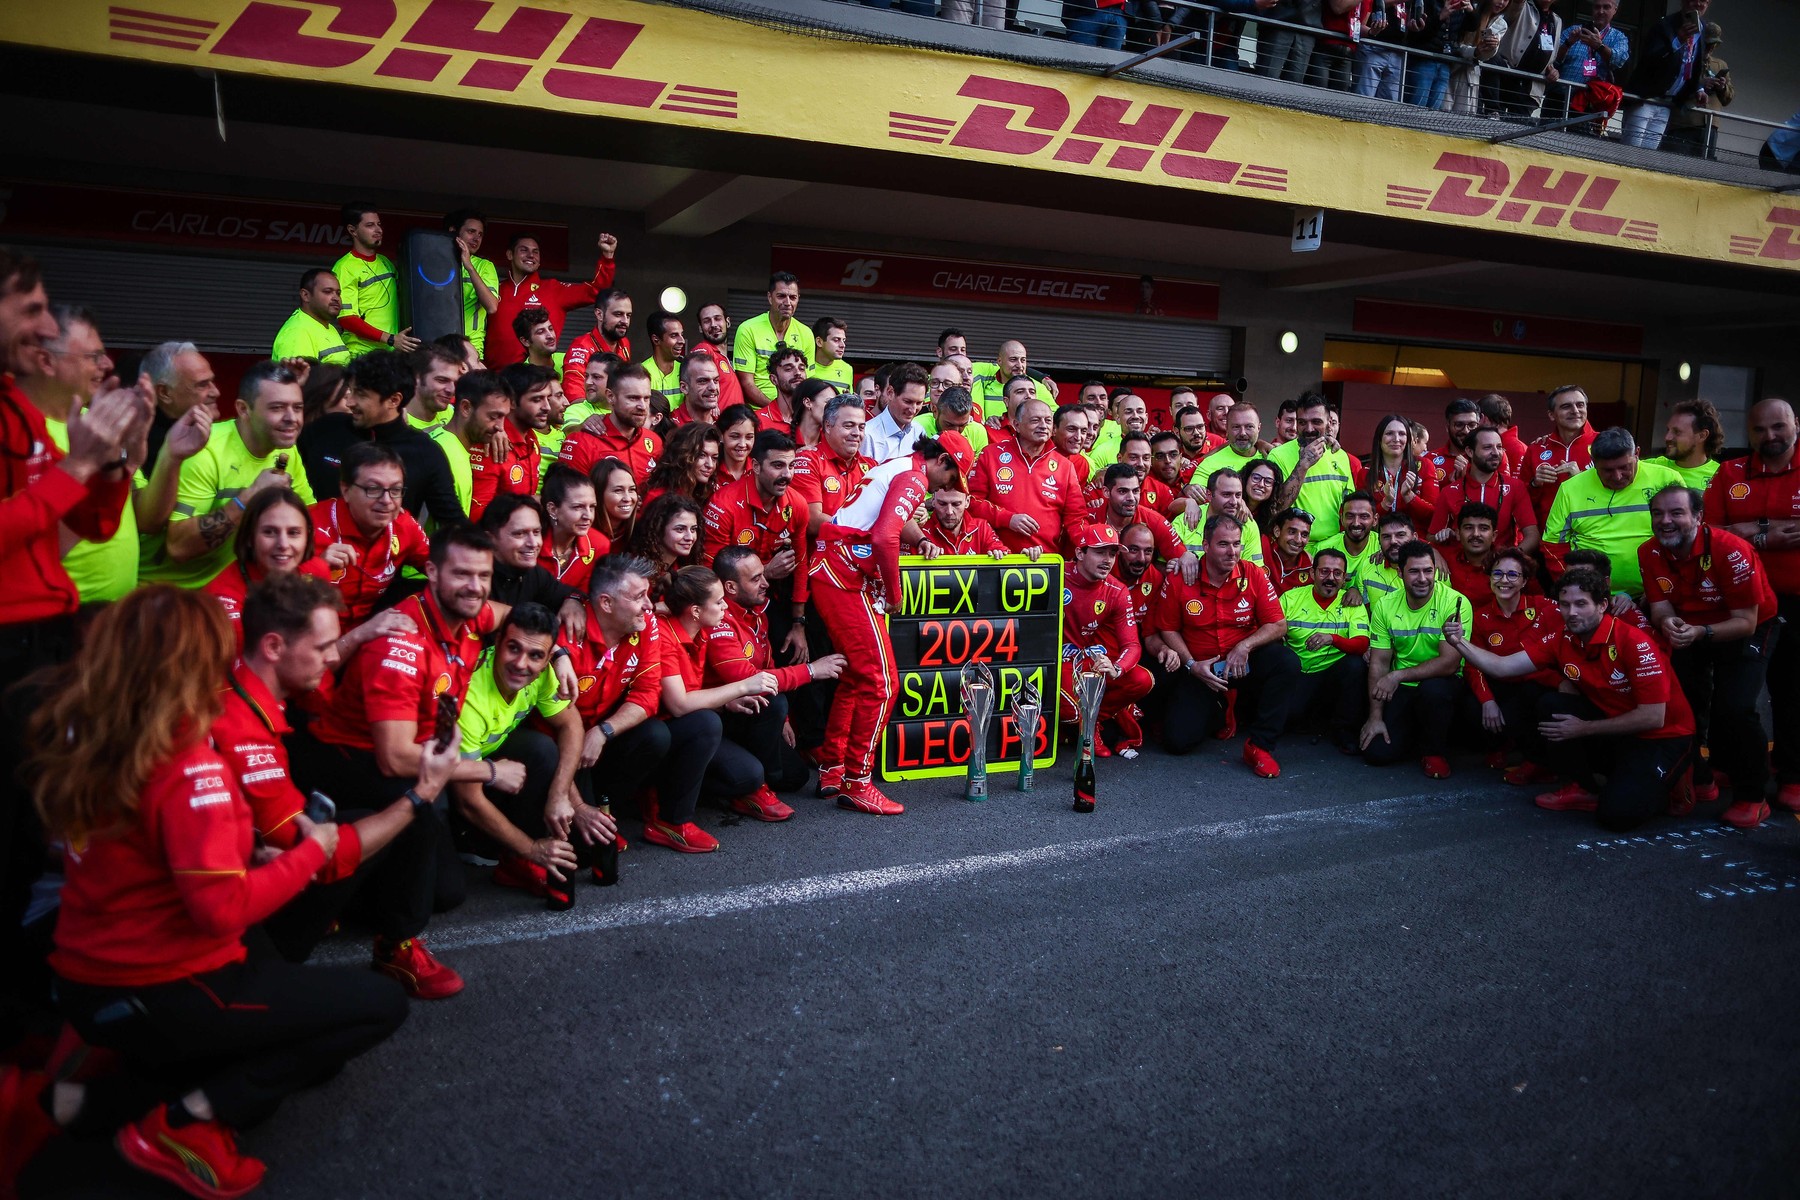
[5, 0, 1796, 272]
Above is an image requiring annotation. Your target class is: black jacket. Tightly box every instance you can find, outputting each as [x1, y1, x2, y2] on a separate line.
[298, 413, 462, 524]
[491, 561, 579, 614]
[1629, 12, 1706, 103]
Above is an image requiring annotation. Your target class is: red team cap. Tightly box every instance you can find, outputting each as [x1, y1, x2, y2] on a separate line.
[1073, 523, 1121, 550]
[934, 430, 975, 491]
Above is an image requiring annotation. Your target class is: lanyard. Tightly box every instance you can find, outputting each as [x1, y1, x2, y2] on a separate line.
[325, 501, 395, 583]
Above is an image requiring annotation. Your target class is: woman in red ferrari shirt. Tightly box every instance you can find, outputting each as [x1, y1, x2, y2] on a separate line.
[714, 404, 758, 487]
[630, 494, 704, 585]
[640, 422, 723, 510]
[589, 456, 639, 549]
[8, 589, 410, 1198]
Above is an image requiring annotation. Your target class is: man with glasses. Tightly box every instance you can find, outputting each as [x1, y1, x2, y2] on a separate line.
[915, 375, 988, 456]
[312, 442, 430, 628]
[1465, 546, 1564, 780]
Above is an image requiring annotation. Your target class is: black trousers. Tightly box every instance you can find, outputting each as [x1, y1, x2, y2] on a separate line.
[1772, 597, 1800, 786]
[1459, 679, 1553, 755]
[260, 804, 439, 960]
[54, 956, 406, 1131]
[579, 713, 719, 826]
[722, 693, 810, 793]
[1160, 642, 1301, 755]
[285, 730, 466, 917]
[0, 614, 80, 1043]
[1285, 654, 1367, 749]
[1671, 620, 1777, 798]
[1363, 675, 1461, 765]
[1537, 693, 1691, 831]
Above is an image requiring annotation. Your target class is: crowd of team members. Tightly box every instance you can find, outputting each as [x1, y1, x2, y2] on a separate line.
[1, 208, 1797, 1196]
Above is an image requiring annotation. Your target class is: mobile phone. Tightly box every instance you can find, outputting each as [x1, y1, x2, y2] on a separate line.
[305, 790, 336, 824]
[432, 693, 459, 752]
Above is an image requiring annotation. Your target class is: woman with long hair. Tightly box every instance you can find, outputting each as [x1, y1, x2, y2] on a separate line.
[630, 493, 704, 585]
[1449, 0, 1513, 115]
[10, 588, 450, 1196]
[1243, 457, 1286, 531]
[790, 378, 837, 450]
[714, 404, 758, 487]
[1366, 413, 1438, 525]
[299, 361, 350, 426]
[641, 423, 722, 509]
[650, 566, 781, 849]
[588, 456, 639, 548]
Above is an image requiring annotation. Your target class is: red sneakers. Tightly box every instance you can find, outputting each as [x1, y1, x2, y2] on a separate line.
[1503, 761, 1556, 786]
[816, 765, 844, 799]
[115, 1104, 265, 1200]
[837, 778, 904, 815]
[1421, 756, 1452, 780]
[1217, 690, 1238, 740]
[729, 785, 794, 823]
[0, 1065, 59, 1191]
[642, 820, 720, 853]
[1722, 800, 1770, 829]
[1242, 741, 1280, 779]
[373, 937, 465, 1000]
[492, 854, 549, 898]
[1692, 779, 1720, 804]
[1777, 784, 1800, 813]
[1535, 784, 1599, 812]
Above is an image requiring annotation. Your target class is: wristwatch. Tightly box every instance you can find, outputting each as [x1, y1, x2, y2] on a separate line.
[403, 787, 432, 811]
[599, 721, 615, 740]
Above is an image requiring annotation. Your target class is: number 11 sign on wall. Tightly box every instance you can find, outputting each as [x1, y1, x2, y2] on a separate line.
[881, 555, 1064, 783]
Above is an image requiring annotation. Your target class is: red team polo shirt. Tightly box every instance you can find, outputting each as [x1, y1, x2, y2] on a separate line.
[1638, 525, 1777, 626]
[967, 443, 1087, 555]
[561, 610, 662, 728]
[702, 475, 811, 603]
[1467, 596, 1564, 702]
[1522, 613, 1694, 738]
[1155, 559, 1284, 660]
[539, 531, 605, 595]
[1704, 455, 1800, 597]
[50, 738, 326, 988]
[916, 514, 1007, 556]
[559, 416, 662, 486]
[310, 591, 495, 750]
[1429, 471, 1537, 545]
[1062, 572, 1143, 671]
[1115, 562, 1164, 638]
[791, 446, 874, 519]
[1262, 544, 1312, 595]
[703, 599, 812, 692]
[469, 420, 542, 522]
[311, 500, 431, 627]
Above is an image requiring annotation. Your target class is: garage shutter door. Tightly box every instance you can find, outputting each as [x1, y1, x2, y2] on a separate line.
[727, 291, 1234, 377]
[21, 241, 302, 356]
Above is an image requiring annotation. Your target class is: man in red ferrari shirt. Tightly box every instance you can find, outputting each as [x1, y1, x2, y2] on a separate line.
[558, 364, 661, 485]
[1093, 463, 1198, 583]
[219, 574, 463, 996]
[1446, 567, 1694, 830]
[1061, 524, 1155, 757]
[810, 434, 973, 814]
[1479, 394, 1529, 476]
[915, 487, 1010, 558]
[312, 443, 430, 628]
[1642, 484, 1779, 828]
[701, 430, 810, 638]
[488, 230, 617, 371]
[792, 395, 872, 535]
[1442, 502, 1505, 606]
[1150, 512, 1299, 777]
[1704, 398, 1800, 812]
[1263, 508, 1313, 595]
[968, 398, 1087, 555]
[559, 287, 633, 407]
[1525, 385, 1597, 521]
[471, 363, 552, 519]
[1428, 426, 1539, 553]
[1423, 398, 1484, 487]
[692, 301, 745, 413]
[707, 546, 847, 796]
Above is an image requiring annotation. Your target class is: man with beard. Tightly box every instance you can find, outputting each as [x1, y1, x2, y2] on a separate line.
[1195, 403, 1262, 487]
[298, 350, 463, 524]
[1445, 568, 1694, 830]
[426, 370, 513, 523]
[1429, 426, 1539, 553]
[1644, 399, 1725, 490]
[670, 350, 723, 430]
[1644, 484, 1778, 827]
[1095, 463, 1196, 580]
[1270, 394, 1356, 546]
[558, 364, 661, 485]
[1279, 546, 1368, 753]
[1312, 491, 1382, 603]
[1061, 524, 1155, 757]
[1360, 539, 1473, 780]
[693, 301, 744, 411]
[272, 268, 350, 366]
[702, 431, 809, 656]
[1423, 398, 1483, 487]
[1442, 503, 1504, 606]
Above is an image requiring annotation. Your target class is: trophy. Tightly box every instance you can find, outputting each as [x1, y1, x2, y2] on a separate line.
[961, 661, 996, 802]
[1012, 677, 1042, 793]
[1073, 668, 1107, 813]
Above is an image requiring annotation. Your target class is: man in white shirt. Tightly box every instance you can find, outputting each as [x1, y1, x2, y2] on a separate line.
[860, 362, 928, 463]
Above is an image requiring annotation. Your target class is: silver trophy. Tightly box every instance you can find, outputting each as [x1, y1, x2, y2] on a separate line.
[961, 661, 997, 802]
[1073, 668, 1108, 813]
[1012, 677, 1042, 793]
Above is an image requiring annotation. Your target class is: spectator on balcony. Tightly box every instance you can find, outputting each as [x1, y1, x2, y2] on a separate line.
[1622, 1, 1713, 150]
[1550, 0, 1629, 133]
[1355, 0, 1410, 101]
[1762, 111, 1800, 174]
[1257, 0, 1324, 84]
[1068, 0, 1130, 48]
[1449, 0, 1512, 117]
[941, 0, 1005, 28]
[1310, 0, 1364, 92]
[1492, 0, 1560, 117]
[1663, 24, 1732, 159]
[1406, 0, 1457, 110]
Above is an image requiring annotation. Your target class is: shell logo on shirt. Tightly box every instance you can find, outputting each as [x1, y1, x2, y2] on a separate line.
[1487, 632, 1504, 647]
[1563, 663, 1583, 680]
[737, 529, 756, 545]
[433, 671, 453, 695]
[1656, 576, 1673, 593]
[1728, 482, 1751, 500]
[1185, 599, 1203, 616]
[330, 563, 347, 584]
[509, 463, 525, 484]
[578, 675, 596, 693]
[997, 466, 1015, 482]
[824, 477, 841, 492]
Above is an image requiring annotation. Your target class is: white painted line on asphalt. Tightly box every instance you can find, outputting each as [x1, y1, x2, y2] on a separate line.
[320, 787, 1502, 961]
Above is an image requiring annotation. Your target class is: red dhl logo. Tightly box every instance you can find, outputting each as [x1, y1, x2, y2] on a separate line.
[893, 75, 1288, 194]
[1386, 153, 1658, 243]
[1727, 207, 1800, 262]
[103, 1, 736, 117]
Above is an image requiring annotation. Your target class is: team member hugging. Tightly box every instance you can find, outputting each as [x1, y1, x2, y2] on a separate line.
[219, 574, 464, 996]
[1060, 523, 1154, 757]
[1444, 567, 1696, 830]
[13, 589, 411, 1198]
[1151, 512, 1299, 778]
[451, 602, 606, 910]
[1359, 538, 1473, 780]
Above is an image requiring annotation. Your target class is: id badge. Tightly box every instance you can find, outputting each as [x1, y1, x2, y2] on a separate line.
[1581, 57, 1598, 78]
[1539, 29, 1553, 52]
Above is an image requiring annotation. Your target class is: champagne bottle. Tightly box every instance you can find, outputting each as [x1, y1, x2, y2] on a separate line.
[1073, 747, 1096, 813]
[592, 798, 619, 887]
